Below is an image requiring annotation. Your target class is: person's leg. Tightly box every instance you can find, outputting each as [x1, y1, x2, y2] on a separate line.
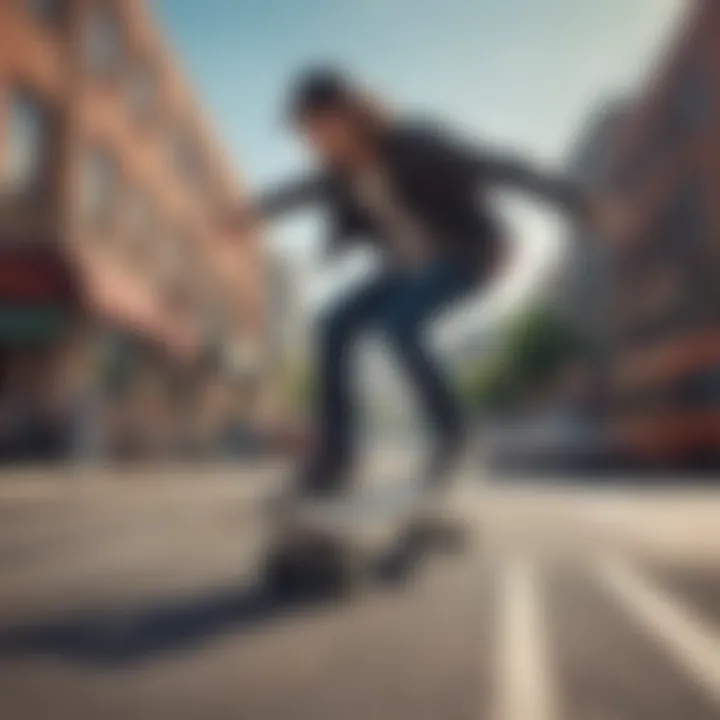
[381, 262, 477, 482]
[304, 273, 398, 494]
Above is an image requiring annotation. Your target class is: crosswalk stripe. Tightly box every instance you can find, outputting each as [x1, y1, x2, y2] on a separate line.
[494, 558, 560, 720]
[596, 557, 720, 706]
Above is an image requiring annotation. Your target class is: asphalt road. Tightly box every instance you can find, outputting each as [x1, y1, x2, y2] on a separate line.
[1, 465, 720, 720]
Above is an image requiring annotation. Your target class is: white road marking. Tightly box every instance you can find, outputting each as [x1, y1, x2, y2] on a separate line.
[596, 557, 720, 706]
[495, 558, 560, 720]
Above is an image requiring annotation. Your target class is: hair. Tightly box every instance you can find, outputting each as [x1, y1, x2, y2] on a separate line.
[286, 66, 391, 137]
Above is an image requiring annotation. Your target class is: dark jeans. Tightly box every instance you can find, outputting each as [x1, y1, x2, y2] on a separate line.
[316, 260, 477, 477]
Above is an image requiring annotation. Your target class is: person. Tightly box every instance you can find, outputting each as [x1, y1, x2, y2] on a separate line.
[227, 67, 611, 498]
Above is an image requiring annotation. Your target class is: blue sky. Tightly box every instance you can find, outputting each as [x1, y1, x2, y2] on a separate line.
[152, 0, 684, 323]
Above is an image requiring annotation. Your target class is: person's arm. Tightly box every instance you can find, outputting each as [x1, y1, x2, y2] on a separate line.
[414, 121, 639, 240]
[255, 174, 329, 217]
[225, 174, 329, 232]
[474, 150, 588, 216]
[477, 149, 640, 240]
[413, 124, 588, 217]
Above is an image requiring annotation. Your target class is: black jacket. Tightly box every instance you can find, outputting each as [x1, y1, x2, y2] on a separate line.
[258, 120, 586, 273]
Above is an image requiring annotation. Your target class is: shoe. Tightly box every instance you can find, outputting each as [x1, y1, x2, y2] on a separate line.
[293, 453, 350, 500]
[267, 451, 351, 518]
[422, 433, 466, 491]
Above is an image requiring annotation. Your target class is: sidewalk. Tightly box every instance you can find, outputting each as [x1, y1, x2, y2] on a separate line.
[0, 460, 289, 503]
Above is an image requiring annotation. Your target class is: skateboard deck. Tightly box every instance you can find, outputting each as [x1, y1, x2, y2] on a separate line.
[263, 480, 471, 597]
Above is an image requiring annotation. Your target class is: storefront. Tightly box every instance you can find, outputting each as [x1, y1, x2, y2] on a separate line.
[0, 245, 80, 461]
[0, 242, 205, 462]
[73, 252, 201, 460]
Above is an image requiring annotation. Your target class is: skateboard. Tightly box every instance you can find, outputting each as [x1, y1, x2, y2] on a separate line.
[262, 480, 472, 598]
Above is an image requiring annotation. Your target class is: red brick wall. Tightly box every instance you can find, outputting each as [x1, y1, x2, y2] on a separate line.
[607, 0, 720, 464]
[0, 0, 266, 369]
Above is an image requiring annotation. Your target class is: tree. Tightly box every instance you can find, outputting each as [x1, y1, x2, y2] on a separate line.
[460, 306, 586, 414]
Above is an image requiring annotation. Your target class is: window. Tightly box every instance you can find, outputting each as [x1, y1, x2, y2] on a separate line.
[26, 0, 66, 25]
[79, 147, 118, 228]
[170, 128, 193, 176]
[0, 90, 51, 201]
[127, 61, 157, 122]
[168, 126, 210, 195]
[157, 230, 189, 278]
[163, 232, 196, 315]
[667, 181, 702, 239]
[84, 3, 123, 77]
[670, 67, 711, 138]
[124, 188, 156, 262]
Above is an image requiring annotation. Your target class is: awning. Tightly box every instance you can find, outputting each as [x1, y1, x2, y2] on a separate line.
[0, 244, 79, 344]
[76, 250, 201, 364]
[0, 244, 80, 306]
[0, 242, 201, 363]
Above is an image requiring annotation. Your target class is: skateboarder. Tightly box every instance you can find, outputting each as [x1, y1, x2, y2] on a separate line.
[226, 68, 614, 498]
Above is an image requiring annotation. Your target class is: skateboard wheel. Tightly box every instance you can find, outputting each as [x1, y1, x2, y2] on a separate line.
[264, 549, 306, 599]
[410, 516, 469, 554]
[264, 542, 367, 600]
[321, 545, 367, 598]
[376, 545, 416, 584]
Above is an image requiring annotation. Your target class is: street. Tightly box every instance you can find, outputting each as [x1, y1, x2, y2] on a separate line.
[0, 465, 720, 720]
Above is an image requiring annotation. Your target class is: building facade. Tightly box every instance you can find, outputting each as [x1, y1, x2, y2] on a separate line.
[0, 0, 265, 459]
[560, 99, 628, 361]
[602, 0, 720, 467]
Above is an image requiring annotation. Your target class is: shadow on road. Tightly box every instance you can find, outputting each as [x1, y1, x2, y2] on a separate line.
[0, 582, 327, 667]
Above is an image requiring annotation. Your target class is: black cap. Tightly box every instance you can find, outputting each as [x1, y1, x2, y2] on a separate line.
[286, 66, 354, 123]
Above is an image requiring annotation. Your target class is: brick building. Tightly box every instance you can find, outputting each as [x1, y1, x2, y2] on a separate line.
[603, 0, 720, 467]
[0, 0, 266, 459]
[560, 99, 628, 362]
